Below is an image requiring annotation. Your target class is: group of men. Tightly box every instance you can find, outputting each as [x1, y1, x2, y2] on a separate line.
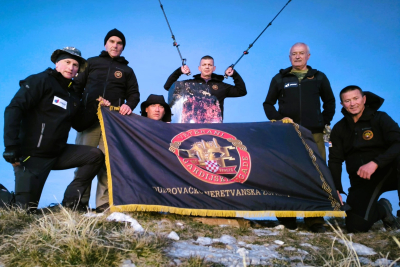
[3, 28, 400, 233]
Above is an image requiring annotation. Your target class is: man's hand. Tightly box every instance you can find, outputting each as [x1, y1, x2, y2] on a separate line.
[225, 67, 234, 77]
[96, 96, 111, 107]
[181, 65, 191, 75]
[337, 190, 343, 205]
[3, 146, 20, 165]
[357, 161, 378, 179]
[119, 104, 132, 115]
[281, 117, 293, 123]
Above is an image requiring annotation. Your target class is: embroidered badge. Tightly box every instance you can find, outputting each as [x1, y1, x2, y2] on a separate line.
[307, 75, 315, 79]
[114, 71, 122, 78]
[362, 130, 373, 140]
[212, 84, 218, 90]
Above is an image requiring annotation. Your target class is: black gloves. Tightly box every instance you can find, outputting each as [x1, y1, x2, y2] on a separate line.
[3, 146, 21, 164]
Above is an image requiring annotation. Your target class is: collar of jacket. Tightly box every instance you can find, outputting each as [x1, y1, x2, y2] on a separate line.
[47, 68, 73, 90]
[193, 73, 224, 82]
[279, 65, 318, 78]
[99, 50, 129, 65]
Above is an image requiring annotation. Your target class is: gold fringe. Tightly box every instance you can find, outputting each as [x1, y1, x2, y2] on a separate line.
[292, 123, 342, 211]
[97, 104, 115, 207]
[110, 204, 345, 218]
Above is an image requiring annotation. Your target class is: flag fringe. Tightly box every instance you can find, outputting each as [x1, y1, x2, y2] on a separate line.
[110, 204, 345, 218]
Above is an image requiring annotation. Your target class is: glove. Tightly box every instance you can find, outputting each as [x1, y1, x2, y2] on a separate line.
[3, 146, 21, 164]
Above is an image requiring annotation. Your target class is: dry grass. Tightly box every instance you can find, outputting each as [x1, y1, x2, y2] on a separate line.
[0, 206, 170, 266]
[0, 207, 399, 267]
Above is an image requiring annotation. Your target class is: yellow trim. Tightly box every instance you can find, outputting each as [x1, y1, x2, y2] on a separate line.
[110, 204, 345, 217]
[97, 104, 115, 207]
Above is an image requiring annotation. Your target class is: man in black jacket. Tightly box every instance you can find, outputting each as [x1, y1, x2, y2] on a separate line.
[164, 55, 246, 123]
[3, 47, 104, 212]
[328, 86, 400, 232]
[140, 94, 171, 122]
[73, 29, 140, 213]
[263, 43, 335, 232]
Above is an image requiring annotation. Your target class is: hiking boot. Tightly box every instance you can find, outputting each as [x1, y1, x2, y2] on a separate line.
[378, 198, 400, 230]
[62, 201, 89, 212]
[96, 202, 110, 213]
[309, 223, 327, 233]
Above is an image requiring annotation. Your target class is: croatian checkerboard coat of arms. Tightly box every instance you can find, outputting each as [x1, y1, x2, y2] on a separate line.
[169, 128, 251, 184]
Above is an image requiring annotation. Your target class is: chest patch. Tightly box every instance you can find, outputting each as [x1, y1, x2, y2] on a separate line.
[53, 96, 67, 109]
[212, 84, 219, 90]
[114, 71, 123, 78]
[362, 130, 373, 140]
[284, 82, 298, 88]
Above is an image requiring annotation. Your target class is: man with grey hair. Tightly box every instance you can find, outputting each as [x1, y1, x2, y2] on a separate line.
[263, 42, 336, 233]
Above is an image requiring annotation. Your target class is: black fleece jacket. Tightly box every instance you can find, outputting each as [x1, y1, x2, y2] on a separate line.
[4, 68, 80, 158]
[73, 51, 140, 122]
[263, 66, 335, 133]
[164, 67, 246, 119]
[328, 92, 400, 193]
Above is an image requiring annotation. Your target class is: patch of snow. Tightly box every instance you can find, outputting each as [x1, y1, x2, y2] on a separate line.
[337, 240, 376, 256]
[274, 240, 285, 245]
[106, 212, 144, 232]
[220, 235, 236, 244]
[274, 225, 285, 230]
[196, 237, 212, 246]
[167, 231, 180, 240]
[373, 258, 392, 266]
[253, 229, 279, 236]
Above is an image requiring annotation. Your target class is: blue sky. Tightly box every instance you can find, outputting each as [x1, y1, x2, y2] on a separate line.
[1, 1, 399, 214]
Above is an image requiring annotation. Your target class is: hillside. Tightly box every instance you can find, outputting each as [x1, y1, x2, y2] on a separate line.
[0, 206, 399, 266]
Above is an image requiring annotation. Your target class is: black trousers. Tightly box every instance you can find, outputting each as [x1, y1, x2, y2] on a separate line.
[13, 144, 104, 210]
[345, 156, 400, 233]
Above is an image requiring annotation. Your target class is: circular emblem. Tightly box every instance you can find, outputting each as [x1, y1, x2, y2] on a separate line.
[114, 71, 122, 78]
[169, 128, 251, 185]
[212, 84, 219, 90]
[362, 130, 373, 140]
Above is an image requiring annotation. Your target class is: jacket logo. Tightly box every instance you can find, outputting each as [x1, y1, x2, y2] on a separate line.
[114, 71, 122, 78]
[284, 82, 298, 88]
[307, 75, 314, 79]
[362, 130, 373, 140]
[212, 85, 219, 90]
[169, 128, 251, 185]
[53, 96, 67, 109]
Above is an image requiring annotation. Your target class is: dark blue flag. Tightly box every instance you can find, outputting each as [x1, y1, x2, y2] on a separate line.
[99, 106, 344, 218]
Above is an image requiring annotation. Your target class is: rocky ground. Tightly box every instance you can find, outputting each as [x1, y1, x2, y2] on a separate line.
[106, 212, 400, 267]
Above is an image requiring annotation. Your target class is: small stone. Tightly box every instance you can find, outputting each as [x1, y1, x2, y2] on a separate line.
[274, 240, 284, 245]
[284, 246, 296, 251]
[226, 245, 233, 250]
[173, 259, 181, 266]
[167, 231, 180, 240]
[274, 225, 285, 230]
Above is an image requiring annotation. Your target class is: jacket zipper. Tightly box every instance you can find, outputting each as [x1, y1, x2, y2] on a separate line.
[299, 82, 302, 125]
[37, 123, 45, 147]
[103, 60, 113, 98]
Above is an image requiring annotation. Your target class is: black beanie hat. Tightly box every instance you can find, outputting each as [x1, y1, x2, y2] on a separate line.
[104, 28, 126, 49]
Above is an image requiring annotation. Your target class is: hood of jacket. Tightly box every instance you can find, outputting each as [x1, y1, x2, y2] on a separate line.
[279, 65, 318, 77]
[341, 91, 384, 117]
[193, 73, 224, 82]
[99, 50, 129, 65]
